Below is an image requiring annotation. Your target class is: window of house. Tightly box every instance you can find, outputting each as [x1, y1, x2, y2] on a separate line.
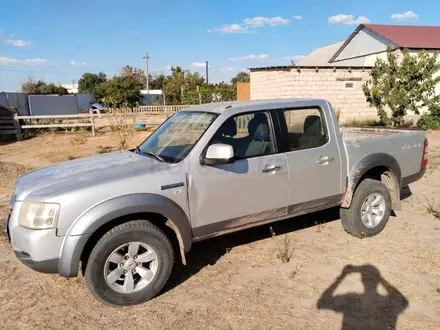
[344, 81, 355, 89]
[210, 111, 276, 159]
[283, 108, 328, 151]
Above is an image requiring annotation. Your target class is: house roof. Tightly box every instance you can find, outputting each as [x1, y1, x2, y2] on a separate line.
[363, 24, 440, 49]
[296, 41, 345, 66]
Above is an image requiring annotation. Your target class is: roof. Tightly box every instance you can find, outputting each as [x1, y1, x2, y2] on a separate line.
[363, 24, 440, 49]
[296, 42, 345, 66]
[182, 98, 329, 115]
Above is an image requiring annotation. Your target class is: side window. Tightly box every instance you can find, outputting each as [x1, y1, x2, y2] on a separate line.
[210, 111, 276, 159]
[283, 108, 328, 151]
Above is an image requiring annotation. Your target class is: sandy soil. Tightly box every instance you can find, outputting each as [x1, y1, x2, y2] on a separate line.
[1, 131, 440, 330]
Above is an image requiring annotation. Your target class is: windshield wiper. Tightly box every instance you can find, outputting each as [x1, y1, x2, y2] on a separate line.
[142, 150, 165, 162]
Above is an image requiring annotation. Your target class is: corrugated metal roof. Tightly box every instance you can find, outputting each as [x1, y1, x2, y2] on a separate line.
[363, 24, 440, 49]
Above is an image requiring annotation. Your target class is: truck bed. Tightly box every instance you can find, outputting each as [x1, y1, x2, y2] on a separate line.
[341, 127, 426, 179]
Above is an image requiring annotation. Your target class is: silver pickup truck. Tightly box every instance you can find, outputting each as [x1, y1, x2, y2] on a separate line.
[6, 99, 428, 306]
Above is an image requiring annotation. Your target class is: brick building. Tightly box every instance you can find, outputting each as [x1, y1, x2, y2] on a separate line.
[250, 24, 440, 123]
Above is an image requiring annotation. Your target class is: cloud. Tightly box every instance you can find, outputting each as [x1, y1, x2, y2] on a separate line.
[165, 65, 172, 70]
[0, 56, 52, 66]
[239, 68, 250, 72]
[243, 16, 289, 27]
[220, 67, 235, 72]
[292, 15, 303, 20]
[284, 55, 305, 63]
[190, 62, 210, 68]
[70, 60, 88, 66]
[391, 11, 418, 21]
[230, 54, 269, 61]
[208, 24, 251, 34]
[328, 14, 370, 25]
[5, 39, 31, 47]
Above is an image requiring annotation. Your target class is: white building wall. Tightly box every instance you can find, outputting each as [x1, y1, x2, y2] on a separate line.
[250, 68, 376, 123]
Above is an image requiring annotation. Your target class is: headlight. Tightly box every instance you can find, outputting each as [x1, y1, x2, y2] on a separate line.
[18, 201, 60, 230]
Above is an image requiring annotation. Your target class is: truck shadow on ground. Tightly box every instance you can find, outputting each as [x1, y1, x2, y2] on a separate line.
[317, 264, 409, 330]
[164, 207, 342, 294]
[164, 187, 413, 297]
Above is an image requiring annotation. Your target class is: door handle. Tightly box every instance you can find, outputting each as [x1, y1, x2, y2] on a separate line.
[262, 164, 282, 173]
[317, 156, 334, 164]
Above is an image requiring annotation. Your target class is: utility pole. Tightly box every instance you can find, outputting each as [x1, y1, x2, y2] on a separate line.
[205, 61, 209, 86]
[143, 52, 150, 93]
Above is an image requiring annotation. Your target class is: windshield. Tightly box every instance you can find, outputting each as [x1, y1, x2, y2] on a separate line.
[137, 111, 218, 163]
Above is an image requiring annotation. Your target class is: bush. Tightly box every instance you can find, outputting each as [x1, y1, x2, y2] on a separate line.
[417, 114, 440, 130]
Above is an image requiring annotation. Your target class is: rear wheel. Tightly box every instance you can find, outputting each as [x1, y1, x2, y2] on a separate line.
[84, 220, 174, 306]
[340, 179, 392, 238]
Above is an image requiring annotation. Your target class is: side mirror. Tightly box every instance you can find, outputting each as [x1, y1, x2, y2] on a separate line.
[202, 143, 235, 165]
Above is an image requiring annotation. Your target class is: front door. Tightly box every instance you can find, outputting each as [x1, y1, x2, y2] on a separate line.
[188, 110, 290, 238]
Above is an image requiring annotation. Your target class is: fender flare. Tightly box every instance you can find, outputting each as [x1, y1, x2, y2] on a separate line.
[58, 193, 192, 277]
[341, 153, 402, 208]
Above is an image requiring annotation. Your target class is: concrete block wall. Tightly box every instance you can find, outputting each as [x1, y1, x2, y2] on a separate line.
[250, 67, 377, 123]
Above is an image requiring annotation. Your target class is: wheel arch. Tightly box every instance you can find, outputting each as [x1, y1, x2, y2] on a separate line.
[58, 194, 192, 277]
[341, 153, 402, 210]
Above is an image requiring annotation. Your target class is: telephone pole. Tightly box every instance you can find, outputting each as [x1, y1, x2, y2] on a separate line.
[205, 61, 209, 86]
[143, 52, 150, 93]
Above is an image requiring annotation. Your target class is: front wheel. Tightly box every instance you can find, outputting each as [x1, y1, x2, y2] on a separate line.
[84, 220, 174, 306]
[340, 178, 392, 238]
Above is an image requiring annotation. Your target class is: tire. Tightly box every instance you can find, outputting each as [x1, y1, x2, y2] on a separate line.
[340, 178, 392, 238]
[84, 220, 174, 306]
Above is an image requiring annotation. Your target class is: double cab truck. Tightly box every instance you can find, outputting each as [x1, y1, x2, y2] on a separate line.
[6, 99, 428, 306]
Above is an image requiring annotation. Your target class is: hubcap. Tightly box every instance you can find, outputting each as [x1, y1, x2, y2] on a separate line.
[361, 193, 386, 228]
[104, 242, 158, 294]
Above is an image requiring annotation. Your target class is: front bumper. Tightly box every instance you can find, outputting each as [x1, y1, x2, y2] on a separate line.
[14, 250, 59, 273]
[11, 226, 64, 274]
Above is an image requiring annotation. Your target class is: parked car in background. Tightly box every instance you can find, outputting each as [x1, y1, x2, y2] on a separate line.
[6, 99, 428, 306]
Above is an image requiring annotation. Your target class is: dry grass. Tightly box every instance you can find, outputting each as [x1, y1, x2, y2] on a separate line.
[1, 132, 440, 329]
[108, 109, 136, 150]
[70, 135, 88, 146]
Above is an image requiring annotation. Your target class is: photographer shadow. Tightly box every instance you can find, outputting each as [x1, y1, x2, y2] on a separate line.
[317, 265, 409, 330]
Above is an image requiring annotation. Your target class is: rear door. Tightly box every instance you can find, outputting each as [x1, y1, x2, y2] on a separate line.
[278, 106, 344, 213]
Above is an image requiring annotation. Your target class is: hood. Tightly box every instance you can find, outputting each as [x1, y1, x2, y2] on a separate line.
[14, 150, 169, 200]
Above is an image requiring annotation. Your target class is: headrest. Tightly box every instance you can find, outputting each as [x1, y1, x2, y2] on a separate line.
[220, 118, 237, 137]
[303, 115, 322, 136]
[248, 112, 268, 136]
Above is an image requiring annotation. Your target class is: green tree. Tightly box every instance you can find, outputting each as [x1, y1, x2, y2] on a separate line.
[163, 66, 205, 104]
[231, 72, 250, 84]
[45, 83, 68, 95]
[99, 75, 142, 108]
[78, 72, 107, 101]
[149, 72, 167, 90]
[21, 76, 48, 94]
[363, 47, 440, 126]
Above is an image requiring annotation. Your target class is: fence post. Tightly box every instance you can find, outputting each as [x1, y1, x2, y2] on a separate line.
[13, 114, 22, 140]
[90, 113, 96, 137]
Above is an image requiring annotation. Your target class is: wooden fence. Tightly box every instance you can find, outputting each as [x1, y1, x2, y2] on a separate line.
[8, 105, 192, 140]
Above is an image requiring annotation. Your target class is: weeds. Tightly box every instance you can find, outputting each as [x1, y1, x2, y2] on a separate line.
[426, 199, 440, 219]
[70, 135, 87, 145]
[108, 108, 136, 150]
[290, 263, 302, 280]
[96, 145, 114, 154]
[314, 219, 326, 233]
[343, 118, 386, 127]
[270, 226, 294, 263]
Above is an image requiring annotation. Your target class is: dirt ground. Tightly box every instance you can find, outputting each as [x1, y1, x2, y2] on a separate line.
[1, 130, 440, 330]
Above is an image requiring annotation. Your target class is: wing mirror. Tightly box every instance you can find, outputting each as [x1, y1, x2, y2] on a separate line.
[201, 144, 235, 165]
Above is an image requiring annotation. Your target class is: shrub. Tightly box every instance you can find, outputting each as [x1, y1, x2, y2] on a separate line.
[417, 114, 440, 130]
[71, 135, 87, 145]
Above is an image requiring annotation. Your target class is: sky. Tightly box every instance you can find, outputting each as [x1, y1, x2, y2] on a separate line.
[1, 0, 439, 92]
